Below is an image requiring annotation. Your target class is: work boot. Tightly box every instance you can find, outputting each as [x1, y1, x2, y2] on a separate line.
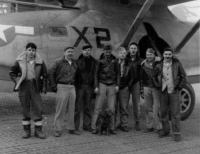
[34, 125, 46, 139]
[135, 122, 141, 131]
[92, 129, 98, 134]
[174, 134, 182, 142]
[83, 126, 92, 132]
[68, 130, 81, 135]
[110, 130, 117, 135]
[143, 128, 154, 133]
[120, 126, 129, 132]
[22, 124, 31, 139]
[159, 131, 170, 138]
[53, 130, 62, 137]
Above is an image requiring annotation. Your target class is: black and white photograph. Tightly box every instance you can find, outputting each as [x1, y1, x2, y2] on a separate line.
[0, 0, 199, 153]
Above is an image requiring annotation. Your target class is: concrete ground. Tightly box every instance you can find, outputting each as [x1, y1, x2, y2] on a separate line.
[0, 84, 199, 154]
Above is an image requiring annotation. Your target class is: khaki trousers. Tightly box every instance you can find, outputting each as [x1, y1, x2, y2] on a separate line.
[54, 84, 76, 131]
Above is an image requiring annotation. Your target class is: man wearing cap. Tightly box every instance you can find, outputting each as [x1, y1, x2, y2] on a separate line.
[153, 48, 187, 142]
[9, 42, 47, 139]
[91, 44, 120, 135]
[74, 44, 96, 133]
[48, 46, 80, 137]
[140, 48, 162, 133]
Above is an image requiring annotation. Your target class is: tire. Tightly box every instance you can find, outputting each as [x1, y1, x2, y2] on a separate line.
[180, 83, 195, 121]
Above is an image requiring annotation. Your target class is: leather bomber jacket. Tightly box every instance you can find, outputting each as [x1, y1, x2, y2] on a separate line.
[117, 58, 134, 89]
[9, 61, 47, 93]
[126, 52, 143, 84]
[153, 57, 188, 90]
[140, 60, 156, 88]
[94, 54, 120, 88]
[76, 54, 96, 87]
[48, 57, 78, 88]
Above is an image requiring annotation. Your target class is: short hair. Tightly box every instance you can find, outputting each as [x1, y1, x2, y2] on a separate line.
[129, 42, 138, 48]
[26, 43, 37, 50]
[103, 44, 112, 50]
[82, 44, 92, 50]
[117, 47, 126, 53]
[163, 47, 173, 53]
[146, 48, 155, 54]
[64, 46, 74, 52]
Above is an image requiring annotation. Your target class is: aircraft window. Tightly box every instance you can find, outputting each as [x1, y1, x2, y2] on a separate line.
[49, 27, 68, 37]
[119, 0, 130, 6]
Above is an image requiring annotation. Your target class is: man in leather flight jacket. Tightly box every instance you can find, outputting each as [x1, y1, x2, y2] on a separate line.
[91, 44, 120, 135]
[9, 43, 47, 139]
[115, 47, 134, 132]
[74, 44, 96, 133]
[153, 48, 187, 142]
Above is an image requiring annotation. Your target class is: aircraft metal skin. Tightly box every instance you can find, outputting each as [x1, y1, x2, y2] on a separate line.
[0, 0, 199, 92]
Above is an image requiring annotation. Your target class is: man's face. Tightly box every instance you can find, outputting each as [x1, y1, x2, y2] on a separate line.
[129, 45, 138, 56]
[104, 49, 112, 56]
[118, 50, 126, 60]
[82, 48, 91, 57]
[163, 50, 173, 62]
[26, 47, 36, 59]
[146, 52, 155, 62]
[64, 48, 74, 60]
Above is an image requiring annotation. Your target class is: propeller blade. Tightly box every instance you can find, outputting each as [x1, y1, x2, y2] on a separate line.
[120, 0, 155, 48]
[0, 0, 80, 10]
[174, 19, 200, 53]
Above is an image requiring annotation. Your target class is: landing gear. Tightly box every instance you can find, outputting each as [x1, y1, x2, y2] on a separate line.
[180, 83, 195, 120]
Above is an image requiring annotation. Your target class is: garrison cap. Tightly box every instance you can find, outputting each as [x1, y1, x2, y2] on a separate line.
[103, 44, 112, 50]
[82, 44, 92, 50]
[64, 46, 74, 51]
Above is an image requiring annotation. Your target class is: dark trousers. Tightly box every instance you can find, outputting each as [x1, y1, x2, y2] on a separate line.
[131, 81, 140, 122]
[116, 87, 130, 127]
[19, 80, 42, 123]
[161, 88, 181, 134]
[75, 84, 93, 130]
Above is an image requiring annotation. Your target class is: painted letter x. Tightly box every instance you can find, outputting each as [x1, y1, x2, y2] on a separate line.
[71, 26, 91, 47]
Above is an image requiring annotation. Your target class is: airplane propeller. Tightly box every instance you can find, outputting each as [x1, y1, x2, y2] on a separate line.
[174, 19, 200, 53]
[120, 0, 155, 48]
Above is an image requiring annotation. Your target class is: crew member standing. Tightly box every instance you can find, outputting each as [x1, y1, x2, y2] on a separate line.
[154, 48, 187, 142]
[75, 44, 96, 133]
[127, 42, 143, 131]
[91, 44, 120, 135]
[140, 48, 162, 133]
[116, 47, 134, 132]
[10, 43, 47, 139]
[48, 46, 80, 137]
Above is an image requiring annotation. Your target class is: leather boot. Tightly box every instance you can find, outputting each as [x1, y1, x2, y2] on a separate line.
[23, 124, 31, 139]
[34, 125, 46, 139]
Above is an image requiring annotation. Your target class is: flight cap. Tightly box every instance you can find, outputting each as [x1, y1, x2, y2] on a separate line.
[82, 44, 92, 50]
[103, 44, 112, 50]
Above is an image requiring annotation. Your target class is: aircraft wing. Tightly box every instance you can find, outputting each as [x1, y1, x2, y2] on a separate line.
[0, 0, 80, 10]
[166, 0, 196, 6]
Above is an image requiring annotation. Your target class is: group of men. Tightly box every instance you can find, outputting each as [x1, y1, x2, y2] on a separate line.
[9, 41, 187, 142]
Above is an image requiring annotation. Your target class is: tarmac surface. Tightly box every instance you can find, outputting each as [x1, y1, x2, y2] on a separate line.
[0, 84, 199, 154]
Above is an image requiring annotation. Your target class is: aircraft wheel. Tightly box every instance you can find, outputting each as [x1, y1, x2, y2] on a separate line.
[180, 83, 195, 121]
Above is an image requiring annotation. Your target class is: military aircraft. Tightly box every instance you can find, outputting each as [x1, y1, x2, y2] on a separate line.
[0, 0, 199, 120]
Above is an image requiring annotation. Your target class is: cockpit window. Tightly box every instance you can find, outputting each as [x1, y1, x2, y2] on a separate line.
[0, 2, 11, 14]
[49, 27, 68, 37]
[119, 0, 130, 6]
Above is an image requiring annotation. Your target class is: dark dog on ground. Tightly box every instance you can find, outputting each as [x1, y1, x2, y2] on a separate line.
[96, 110, 113, 135]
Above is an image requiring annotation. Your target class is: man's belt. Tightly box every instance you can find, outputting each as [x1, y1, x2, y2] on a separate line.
[58, 81, 74, 85]
[25, 78, 35, 82]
